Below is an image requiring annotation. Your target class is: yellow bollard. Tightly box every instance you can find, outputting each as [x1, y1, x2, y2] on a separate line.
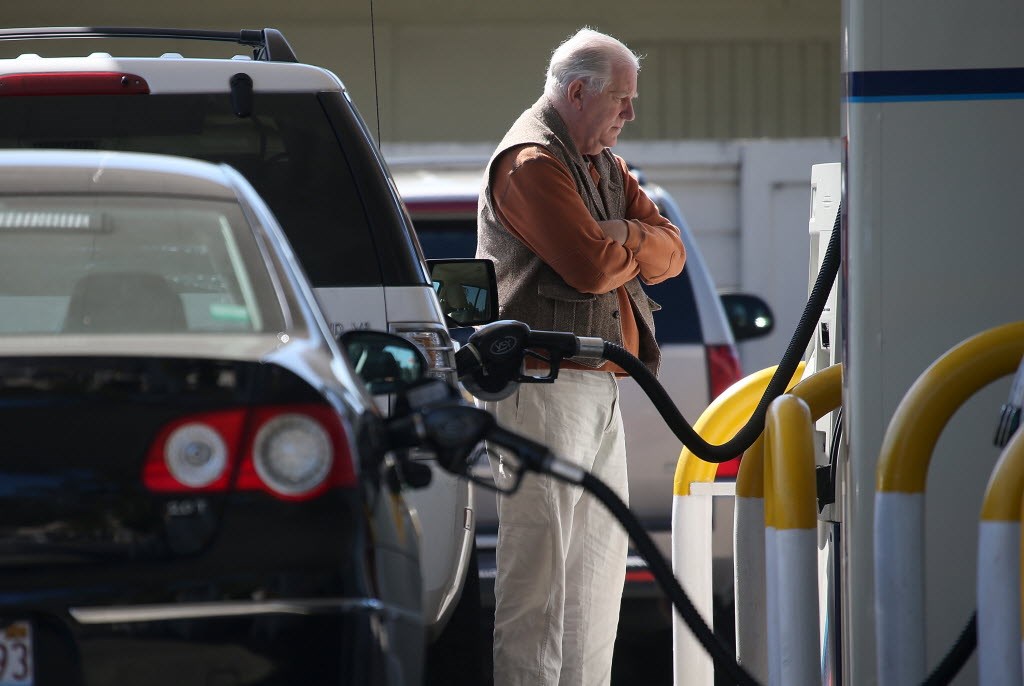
[874, 320, 1024, 686]
[734, 363, 842, 681]
[977, 426, 1024, 686]
[764, 394, 819, 686]
[671, 362, 804, 686]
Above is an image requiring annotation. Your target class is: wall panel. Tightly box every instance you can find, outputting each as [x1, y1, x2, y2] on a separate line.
[631, 38, 840, 140]
[2, 2, 840, 142]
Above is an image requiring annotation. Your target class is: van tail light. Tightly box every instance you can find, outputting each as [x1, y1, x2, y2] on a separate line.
[143, 404, 355, 500]
[0, 72, 150, 96]
[706, 344, 744, 479]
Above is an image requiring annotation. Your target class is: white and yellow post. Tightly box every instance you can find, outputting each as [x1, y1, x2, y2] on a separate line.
[734, 430, 769, 681]
[874, 321, 1024, 685]
[977, 422, 1024, 685]
[734, 364, 842, 683]
[672, 363, 803, 686]
[764, 394, 819, 686]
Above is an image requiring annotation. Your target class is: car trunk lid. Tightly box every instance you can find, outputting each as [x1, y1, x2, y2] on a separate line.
[0, 355, 330, 564]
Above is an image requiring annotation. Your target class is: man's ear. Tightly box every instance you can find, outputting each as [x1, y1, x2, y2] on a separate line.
[567, 79, 586, 109]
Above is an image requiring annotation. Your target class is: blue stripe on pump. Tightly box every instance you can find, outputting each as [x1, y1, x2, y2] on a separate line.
[846, 67, 1024, 102]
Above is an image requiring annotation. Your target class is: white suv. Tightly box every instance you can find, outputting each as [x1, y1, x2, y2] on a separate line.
[391, 162, 774, 628]
[0, 27, 492, 661]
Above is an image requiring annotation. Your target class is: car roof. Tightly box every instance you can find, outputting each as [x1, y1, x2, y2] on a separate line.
[393, 168, 485, 201]
[0, 55, 343, 93]
[0, 28, 341, 91]
[392, 162, 666, 203]
[0, 27, 298, 58]
[0, 149, 239, 198]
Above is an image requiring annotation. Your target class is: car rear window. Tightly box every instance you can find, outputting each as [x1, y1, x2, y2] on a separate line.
[0, 195, 285, 335]
[413, 215, 703, 344]
[0, 93, 406, 288]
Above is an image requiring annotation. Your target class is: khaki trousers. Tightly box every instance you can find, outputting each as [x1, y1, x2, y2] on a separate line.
[484, 370, 628, 686]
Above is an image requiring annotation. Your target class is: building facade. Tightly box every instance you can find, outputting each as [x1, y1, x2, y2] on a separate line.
[3, 1, 841, 143]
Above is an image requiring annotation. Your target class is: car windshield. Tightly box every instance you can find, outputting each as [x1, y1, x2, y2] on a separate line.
[0, 195, 285, 335]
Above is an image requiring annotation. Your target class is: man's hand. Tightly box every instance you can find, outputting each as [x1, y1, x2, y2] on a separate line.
[597, 219, 629, 245]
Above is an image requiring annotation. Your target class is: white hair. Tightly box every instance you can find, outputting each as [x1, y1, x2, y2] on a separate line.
[543, 27, 641, 101]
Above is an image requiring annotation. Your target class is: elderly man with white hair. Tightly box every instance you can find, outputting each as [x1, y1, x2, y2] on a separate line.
[476, 26, 687, 686]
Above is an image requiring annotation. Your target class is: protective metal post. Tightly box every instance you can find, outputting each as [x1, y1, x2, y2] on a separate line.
[672, 363, 804, 686]
[734, 364, 842, 683]
[977, 418, 1024, 685]
[875, 320, 1024, 685]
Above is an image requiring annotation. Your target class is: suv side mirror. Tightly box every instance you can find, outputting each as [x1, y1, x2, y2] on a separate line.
[339, 330, 428, 395]
[427, 258, 499, 328]
[719, 292, 775, 342]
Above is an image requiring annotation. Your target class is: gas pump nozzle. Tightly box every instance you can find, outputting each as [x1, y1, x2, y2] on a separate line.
[995, 355, 1024, 447]
[454, 320, 605, 401]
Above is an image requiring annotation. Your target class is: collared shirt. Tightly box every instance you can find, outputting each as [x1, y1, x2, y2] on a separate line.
[491, 144, 685, 374]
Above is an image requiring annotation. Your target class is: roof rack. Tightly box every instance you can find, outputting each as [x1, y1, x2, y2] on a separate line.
[0, 27, 298, 63]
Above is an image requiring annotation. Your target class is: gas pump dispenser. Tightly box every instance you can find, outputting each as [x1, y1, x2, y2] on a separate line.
[839, 2, 1024, 684]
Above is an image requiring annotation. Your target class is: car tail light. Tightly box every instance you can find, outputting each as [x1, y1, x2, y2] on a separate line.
[249, 412, 333, 496]
[706, 343, 742, 400]
[0, 72, 150, 96]
[625, 569, 655, 584]
[143, 404, 355, 500]
[235, 404, 356, 500]
[706, 343, 744, 478]
[143, 409, 246, 493]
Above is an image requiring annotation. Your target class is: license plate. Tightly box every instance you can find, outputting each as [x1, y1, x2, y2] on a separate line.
[0, 621, 32, 686]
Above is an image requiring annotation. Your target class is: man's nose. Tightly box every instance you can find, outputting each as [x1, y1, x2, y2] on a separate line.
[623, 100, 635, 121]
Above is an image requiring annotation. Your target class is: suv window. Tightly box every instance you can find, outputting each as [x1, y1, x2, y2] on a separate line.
[0, 92, 406, 288]
[413, 215, 704, 344]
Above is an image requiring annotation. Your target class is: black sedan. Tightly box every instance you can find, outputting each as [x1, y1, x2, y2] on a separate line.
[0, 149, 426, 685]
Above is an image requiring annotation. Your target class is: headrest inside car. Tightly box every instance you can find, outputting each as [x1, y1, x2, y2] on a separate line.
[63, 271, 186, 333]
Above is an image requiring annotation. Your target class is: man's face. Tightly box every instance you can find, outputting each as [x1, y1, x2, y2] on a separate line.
[574, 60, 638, 155]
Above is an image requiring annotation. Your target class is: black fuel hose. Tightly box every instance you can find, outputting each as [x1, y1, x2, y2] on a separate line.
[922, 613, 976, 686]
[562, 469, 760, 685]
[604, 206, 841, 462]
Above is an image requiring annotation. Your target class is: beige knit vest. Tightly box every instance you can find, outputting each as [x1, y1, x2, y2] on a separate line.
[476, 97, 661, 375]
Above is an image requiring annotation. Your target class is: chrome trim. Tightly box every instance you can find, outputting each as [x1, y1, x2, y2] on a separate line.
[575, 336, 606, 358]
[546, 457, 586, 484]
[69, 597, 419, 624]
